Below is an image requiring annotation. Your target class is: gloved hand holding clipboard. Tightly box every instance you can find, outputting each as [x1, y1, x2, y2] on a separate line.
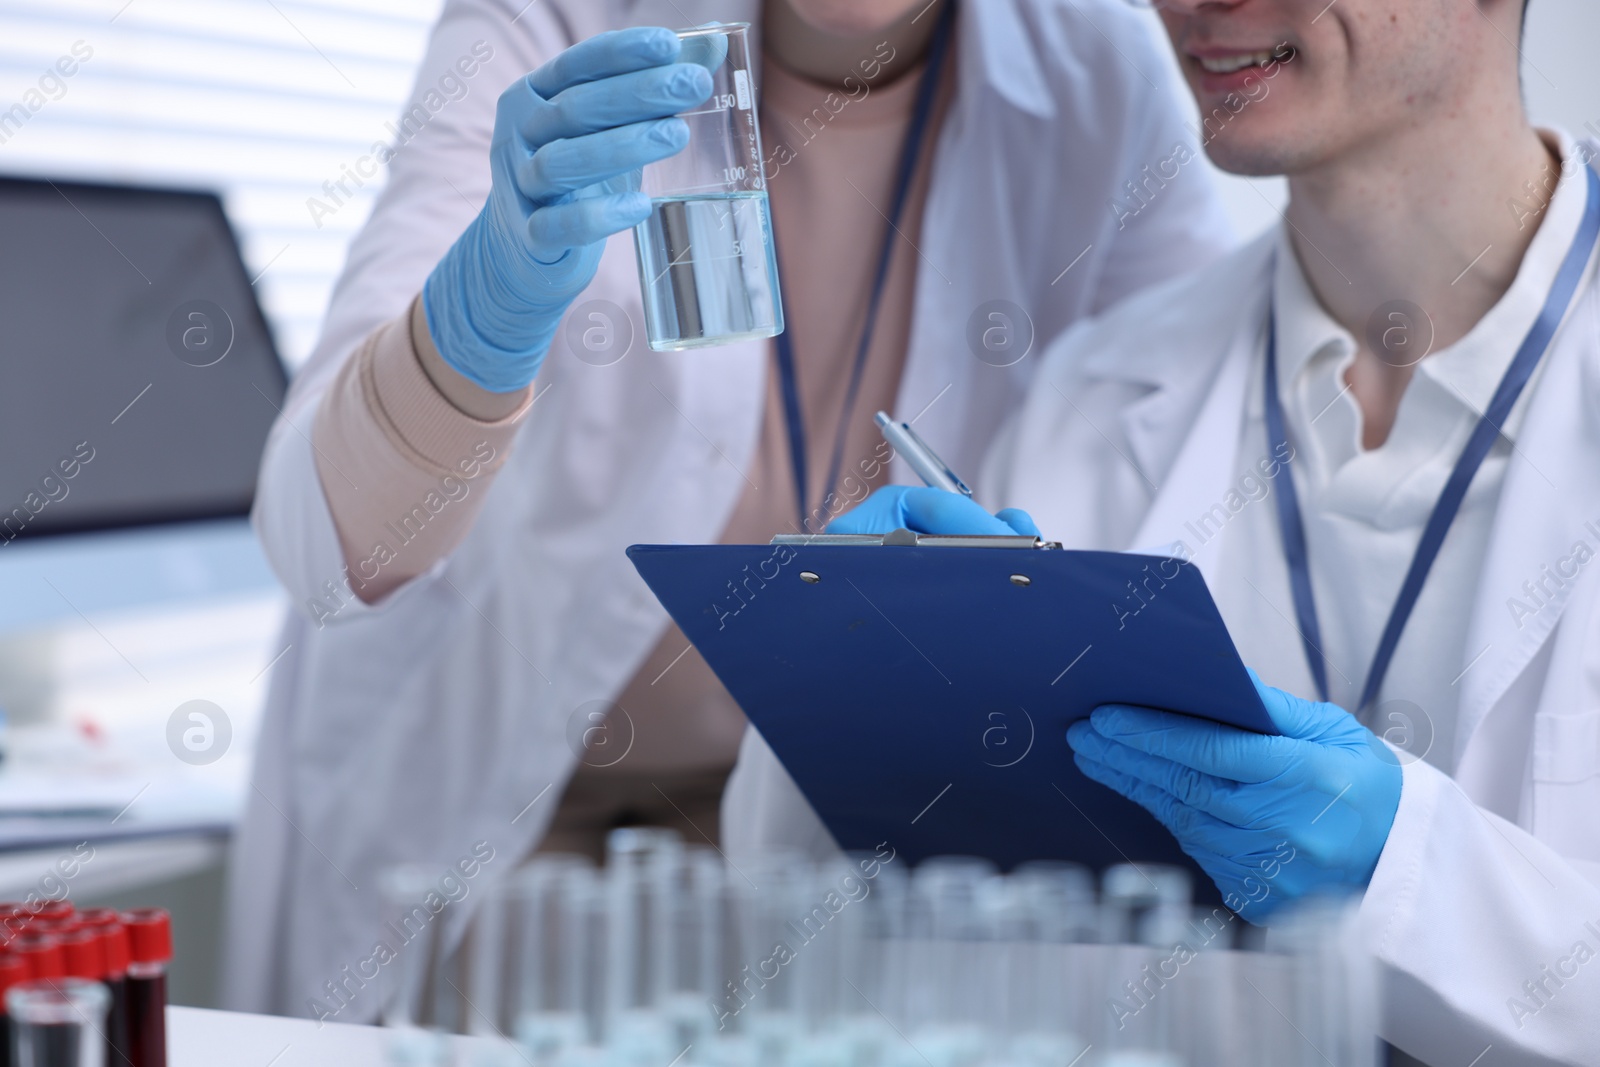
[626, 414, 1276, 898]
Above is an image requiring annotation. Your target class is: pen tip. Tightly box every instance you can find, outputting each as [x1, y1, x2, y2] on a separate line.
[873, 411, 893, 428]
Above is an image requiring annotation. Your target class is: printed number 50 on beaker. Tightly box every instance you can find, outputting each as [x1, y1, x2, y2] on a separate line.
[633, 24, 784, 351]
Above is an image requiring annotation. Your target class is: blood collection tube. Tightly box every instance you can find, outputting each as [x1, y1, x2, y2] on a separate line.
[0, 953, 26, 1067]
[33, 920, 83, 940]
[79, 910, 131, 1066]
[7, 978, 110, 1067]
[59, 929, 103, 983]
[120, 909, 170, 1067]
[11, 933, 64, 982]
[9, 936, 69, 1067]
[0, 911, 27, 953]
[0, 907, 34, 942]
[75, 910, 120, 937]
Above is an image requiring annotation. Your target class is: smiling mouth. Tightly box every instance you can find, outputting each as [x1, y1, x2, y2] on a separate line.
[1193, 45, 1296, 75]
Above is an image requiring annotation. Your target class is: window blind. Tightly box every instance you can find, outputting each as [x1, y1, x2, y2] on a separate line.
[0, 0, 446, 368]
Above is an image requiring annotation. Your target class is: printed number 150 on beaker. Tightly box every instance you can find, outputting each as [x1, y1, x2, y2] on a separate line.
[633, 23, 784, 351]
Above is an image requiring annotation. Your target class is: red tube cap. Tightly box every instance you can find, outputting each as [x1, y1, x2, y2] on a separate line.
[0, 953, 26, 1006]
[60, 929, 103, 981]
[78, 911, 130, 978]
[12, 933, 64, 981]
[120, 908, 172, 965]
[0, 912, 29, 949]
[32, 902, 74, 922]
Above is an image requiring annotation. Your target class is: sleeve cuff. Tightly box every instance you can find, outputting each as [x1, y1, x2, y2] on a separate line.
[1356, 754, 1443, 959]
[362, 295, 532, 478]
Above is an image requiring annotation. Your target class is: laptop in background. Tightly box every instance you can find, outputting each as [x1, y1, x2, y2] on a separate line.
[0, 176, 288, 541]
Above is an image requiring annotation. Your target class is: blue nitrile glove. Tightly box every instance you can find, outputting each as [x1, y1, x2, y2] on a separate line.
[1065, 670, 1402, 921]
[423, 28, 714, 392]
[827, 485, 1041, 536]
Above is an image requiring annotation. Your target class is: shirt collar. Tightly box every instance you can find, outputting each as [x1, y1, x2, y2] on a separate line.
[955, 0, 1054, 119]
[1270, 227, 1351, 394]
[1270, 127, 1594, 443]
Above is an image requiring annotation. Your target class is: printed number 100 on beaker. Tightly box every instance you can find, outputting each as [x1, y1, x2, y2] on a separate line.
[633, 24, 784, 351]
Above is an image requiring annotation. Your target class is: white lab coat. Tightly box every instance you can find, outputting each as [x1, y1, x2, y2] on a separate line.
[730, 177, 1600, 1064]
[227, 0, 1233, 1017]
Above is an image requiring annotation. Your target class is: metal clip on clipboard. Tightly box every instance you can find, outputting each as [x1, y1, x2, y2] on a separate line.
[770, 530, 1063, 549]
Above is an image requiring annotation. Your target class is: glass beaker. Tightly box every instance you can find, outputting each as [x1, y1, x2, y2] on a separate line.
[632, 23, 784, 351]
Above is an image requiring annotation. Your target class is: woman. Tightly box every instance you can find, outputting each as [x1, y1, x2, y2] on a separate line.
[225, 0, 1232, 1018]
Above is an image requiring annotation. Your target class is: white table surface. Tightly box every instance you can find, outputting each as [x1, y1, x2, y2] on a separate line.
[170, 1006, 512, 1066]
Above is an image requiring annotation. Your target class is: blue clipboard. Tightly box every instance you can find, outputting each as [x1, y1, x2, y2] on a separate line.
[628, 535, 1273, 896]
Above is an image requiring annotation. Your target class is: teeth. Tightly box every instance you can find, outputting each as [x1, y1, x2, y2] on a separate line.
[1198, 50, 1278, 74]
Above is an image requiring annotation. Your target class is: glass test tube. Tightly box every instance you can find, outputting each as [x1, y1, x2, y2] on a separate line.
[790, 858, 875, 1050]
[385, 1027, 452, 1067]
[852, 856, 907, 1046]
[0, 952, 26, 1067]
[1275, 897, 1378, 1067]
[1100, 865, 1192, 948]
[906, 857, 996, 1067]
[378, 866, 460, 1034]
[724, 851, 812, 1062]
[8, 979, 109, 1067]
[507, 855, 600, 1059]
[660, 849, 724, 1055]
[604, 828, 683, 1064]
[999, 861, 1096, 1067]
[1098, 865, 1192, 1067]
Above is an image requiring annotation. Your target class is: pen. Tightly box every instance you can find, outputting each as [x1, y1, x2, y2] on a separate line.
[874, 411, 972, 496]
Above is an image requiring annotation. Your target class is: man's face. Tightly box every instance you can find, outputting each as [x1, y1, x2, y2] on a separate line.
[783, 0, 929, 36]
[1158, 0, 1504, 176]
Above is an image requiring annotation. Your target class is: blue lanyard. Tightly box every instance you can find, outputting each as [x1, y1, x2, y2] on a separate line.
[1265, 161, 1600, 710]
[771, 1, 957, 532]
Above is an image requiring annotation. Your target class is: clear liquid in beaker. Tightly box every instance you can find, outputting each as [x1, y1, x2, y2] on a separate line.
[633, 192, 783, 351]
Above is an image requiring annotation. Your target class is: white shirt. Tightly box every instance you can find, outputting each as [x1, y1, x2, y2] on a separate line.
[1209, 154, 1585, 775]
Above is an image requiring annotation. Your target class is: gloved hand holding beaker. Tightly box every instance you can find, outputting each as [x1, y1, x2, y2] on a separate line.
[423, 28, 713, 393]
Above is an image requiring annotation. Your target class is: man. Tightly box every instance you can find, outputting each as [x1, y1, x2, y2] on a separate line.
[230, 0, 1232, 1019]
[793, 0, 1600, 1060]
